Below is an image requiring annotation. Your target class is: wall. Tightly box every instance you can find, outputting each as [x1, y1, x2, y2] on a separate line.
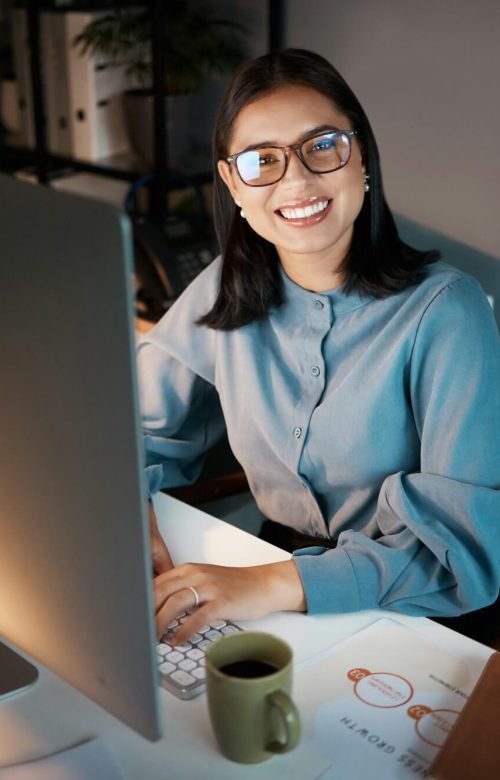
[182, 0, 268, 173]
[286, 0, 500, 262]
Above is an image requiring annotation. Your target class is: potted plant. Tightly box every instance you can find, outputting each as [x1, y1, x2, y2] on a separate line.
[73, 0, 247, 169]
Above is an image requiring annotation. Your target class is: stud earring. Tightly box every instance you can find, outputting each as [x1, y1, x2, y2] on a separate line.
[364, 174, 370, 193]
[235, 199, 246, 219]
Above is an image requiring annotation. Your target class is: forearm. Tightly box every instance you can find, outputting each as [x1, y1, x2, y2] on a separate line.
[154, 559, 307, 640]
[256, 560, 307, 613]
[148, 501, 174, 574]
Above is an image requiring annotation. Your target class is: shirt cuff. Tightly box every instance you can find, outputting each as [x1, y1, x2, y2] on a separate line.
[144, 464, 164, 498]
[292, 546, 360, 614]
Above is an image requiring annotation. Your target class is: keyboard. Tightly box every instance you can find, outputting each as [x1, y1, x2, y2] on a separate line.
[156, 611, 243, 699]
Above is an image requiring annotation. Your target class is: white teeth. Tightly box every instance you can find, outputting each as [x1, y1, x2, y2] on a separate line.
[279, 200, 329, 220]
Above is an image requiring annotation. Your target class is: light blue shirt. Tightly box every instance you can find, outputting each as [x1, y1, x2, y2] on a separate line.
[137, 259, 500, 617]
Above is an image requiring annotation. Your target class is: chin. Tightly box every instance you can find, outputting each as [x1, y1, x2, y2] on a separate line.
[280, 235, 341, 255]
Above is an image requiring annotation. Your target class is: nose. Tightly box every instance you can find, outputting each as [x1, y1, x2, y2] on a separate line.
[282, 148, 314, 185]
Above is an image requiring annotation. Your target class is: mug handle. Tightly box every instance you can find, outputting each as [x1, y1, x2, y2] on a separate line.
[265, 689, 301, 754]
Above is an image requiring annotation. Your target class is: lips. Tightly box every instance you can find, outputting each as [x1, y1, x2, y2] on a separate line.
[275, 196, 332, 226]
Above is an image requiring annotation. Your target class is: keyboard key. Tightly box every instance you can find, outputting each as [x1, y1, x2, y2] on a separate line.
[221, 625, 240, 635]
[192, 667, 206, 680]
[157, 643, 170, 656]
[198, 625, 211, 634]
[166, 650, 184, 664]
[187, 648, 204, 661]
[205, 629, 223, 642]
[197, 639, 212, 651]
[190, 633, 203, 644]
[159, 661, 175, 676]
[175, 642, 192, 652]
[171, 670, 196, 687]
[179, 659, 197, 672]
[210, 619, 227, 629]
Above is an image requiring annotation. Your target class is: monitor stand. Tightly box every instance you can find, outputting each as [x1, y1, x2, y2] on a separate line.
[0, 640, 39, 700]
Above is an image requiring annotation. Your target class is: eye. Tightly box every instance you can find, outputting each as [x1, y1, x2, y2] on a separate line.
[259, 152, 281, 167]
[310, 135, 337, 153]
[237, 149, 282, 182]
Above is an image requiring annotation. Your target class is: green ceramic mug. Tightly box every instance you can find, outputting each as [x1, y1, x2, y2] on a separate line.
[205, 631, 301, 764]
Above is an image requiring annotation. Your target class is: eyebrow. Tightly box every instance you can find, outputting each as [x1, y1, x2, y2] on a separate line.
[239, 124, 342, 153]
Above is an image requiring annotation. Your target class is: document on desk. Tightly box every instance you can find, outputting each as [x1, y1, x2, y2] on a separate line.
[0, 738, 123, 780]
[295, 618, 490, 780]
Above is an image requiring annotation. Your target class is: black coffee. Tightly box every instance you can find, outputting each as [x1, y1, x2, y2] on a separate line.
[220, 659, 278, 679]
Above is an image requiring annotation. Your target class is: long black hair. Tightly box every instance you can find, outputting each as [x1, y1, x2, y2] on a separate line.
[198, 48, 439, 330]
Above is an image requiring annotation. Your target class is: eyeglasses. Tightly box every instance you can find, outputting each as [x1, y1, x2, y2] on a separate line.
[225, 129, 357, 187]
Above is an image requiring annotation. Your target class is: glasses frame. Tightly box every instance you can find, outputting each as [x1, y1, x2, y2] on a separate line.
[225, 129, 358, 187]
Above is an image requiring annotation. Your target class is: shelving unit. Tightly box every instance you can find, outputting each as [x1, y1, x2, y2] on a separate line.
[1, 0, 183, 218]
[1, 0, 284, 201]
[1, 0, 285, 320]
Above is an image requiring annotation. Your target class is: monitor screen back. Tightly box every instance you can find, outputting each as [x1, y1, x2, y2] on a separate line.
[0, 174, 162, 741]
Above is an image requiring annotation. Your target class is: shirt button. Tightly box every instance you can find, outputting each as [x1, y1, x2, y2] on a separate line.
[293, 426, 302, 439]
[311, 365, 321, 377]
[313, 299, 324, 310]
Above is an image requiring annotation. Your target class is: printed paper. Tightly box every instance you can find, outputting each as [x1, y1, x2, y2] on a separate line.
[295, 619, 487, 779]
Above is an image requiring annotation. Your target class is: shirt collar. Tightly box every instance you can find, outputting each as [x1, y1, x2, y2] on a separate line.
[279, 264, 374, 318]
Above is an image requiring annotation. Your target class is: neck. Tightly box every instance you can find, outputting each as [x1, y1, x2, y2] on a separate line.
[276, 230, 352, 292]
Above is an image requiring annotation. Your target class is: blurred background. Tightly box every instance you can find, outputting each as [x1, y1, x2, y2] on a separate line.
[1, 0, 498, 328]
[2, 0, 499, 647]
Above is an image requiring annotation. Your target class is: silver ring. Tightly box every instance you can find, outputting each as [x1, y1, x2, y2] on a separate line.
[186, 585, 200, 608]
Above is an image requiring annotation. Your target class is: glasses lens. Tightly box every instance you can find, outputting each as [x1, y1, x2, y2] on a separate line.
[236, 148, 285, 185]
[302, 132, 351, 172]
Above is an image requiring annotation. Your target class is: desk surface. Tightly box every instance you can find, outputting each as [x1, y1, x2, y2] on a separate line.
[0, 493, 494, 779]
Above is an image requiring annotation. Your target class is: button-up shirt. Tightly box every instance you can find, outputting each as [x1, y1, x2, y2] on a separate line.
[137, 259, 500, 617]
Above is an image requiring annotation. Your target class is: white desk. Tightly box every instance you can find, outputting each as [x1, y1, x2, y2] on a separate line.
[0, 493, 494, 779]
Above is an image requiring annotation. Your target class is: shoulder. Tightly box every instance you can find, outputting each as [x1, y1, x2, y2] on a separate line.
[147, 256, 222, 338]
[400, 260, 494, 330]
[170, 255, 223, 321]
[139, 256, 223, 375]
[415, 261, 494, 321]
[416, 260, 483, 298]
[409, 262, 499, 361]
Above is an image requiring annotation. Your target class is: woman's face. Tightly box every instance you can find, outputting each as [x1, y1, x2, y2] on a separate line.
[218, 84, 366, 275]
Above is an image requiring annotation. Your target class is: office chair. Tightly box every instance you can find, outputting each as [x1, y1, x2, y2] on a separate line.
[168, 470, 249, 507]
[165, 433, 249, 507]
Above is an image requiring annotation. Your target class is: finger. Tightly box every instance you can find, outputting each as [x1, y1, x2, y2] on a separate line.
[153, 563, 201, 610]
[151, 536, 173, 576]
[155, 587, 200, 639]
[153, 571, 187, 611]
[170, 603, 217, 646]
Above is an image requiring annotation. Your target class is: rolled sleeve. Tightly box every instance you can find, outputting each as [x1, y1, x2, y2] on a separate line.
[338, 276, 500, 616]
[293, 546, 361, 613]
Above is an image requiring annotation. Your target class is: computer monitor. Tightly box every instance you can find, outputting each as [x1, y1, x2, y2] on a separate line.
[0, 174, 162, 741]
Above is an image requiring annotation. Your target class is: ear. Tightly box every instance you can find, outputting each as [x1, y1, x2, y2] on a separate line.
[217, 160, 240, 203]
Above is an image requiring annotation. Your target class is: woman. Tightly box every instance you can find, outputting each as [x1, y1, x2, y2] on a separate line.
[138, 49, 500, 645]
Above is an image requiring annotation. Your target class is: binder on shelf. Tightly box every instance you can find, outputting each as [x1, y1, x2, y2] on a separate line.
[11, 9, 132, 161]
[41, 12, 71, 156]
[64, 12, 132, 162]
[10, 7, 35, 149]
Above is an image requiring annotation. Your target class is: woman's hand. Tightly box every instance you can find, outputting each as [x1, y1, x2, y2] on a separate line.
[153, 560, 306, 643]
[148, 501, 174, 575]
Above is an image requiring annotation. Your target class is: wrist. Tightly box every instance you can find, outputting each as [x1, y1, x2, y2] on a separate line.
[260, 560, 307, 613]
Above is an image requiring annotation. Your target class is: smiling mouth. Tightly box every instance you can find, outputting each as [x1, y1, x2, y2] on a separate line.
[275, 197, 332, 225]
